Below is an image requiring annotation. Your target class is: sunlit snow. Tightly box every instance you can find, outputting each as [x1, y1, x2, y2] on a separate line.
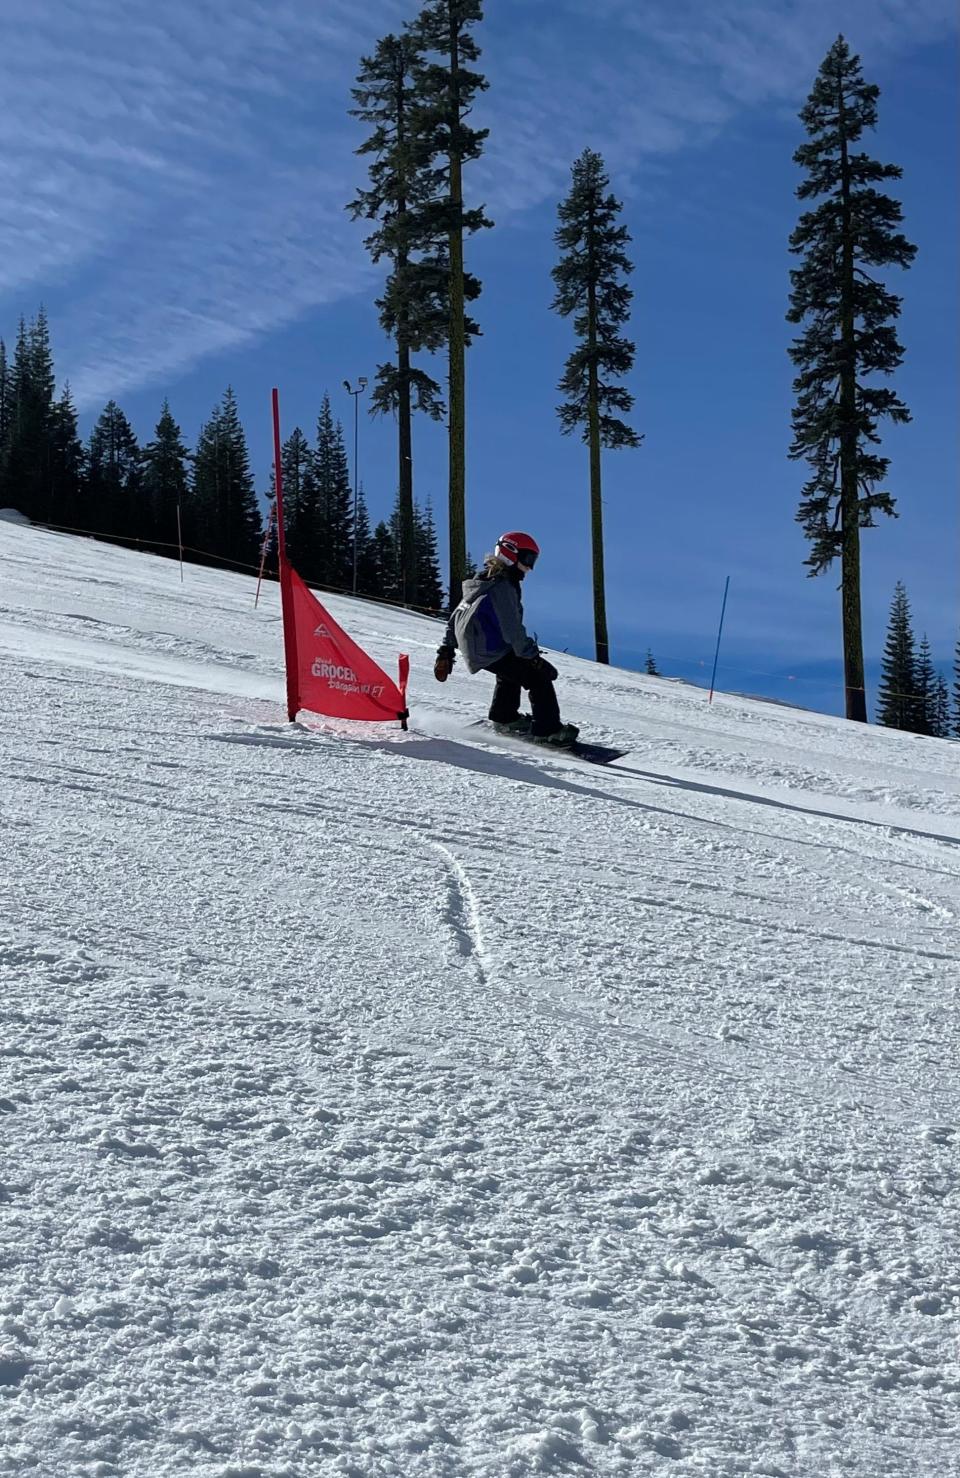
[1, 517, 958, 1477]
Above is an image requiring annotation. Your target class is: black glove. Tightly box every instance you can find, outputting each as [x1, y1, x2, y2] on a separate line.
[434, 646, 455, 682]
[530, 655, 558, 681]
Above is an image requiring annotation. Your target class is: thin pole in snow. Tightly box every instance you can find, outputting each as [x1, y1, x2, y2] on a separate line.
[254, 502, 276, 608]
[708, 576, 730, 705]
[176, 501, 184, 584]
[272, 389, 300, 722]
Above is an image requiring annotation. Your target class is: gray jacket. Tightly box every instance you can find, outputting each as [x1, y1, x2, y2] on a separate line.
[443, 572, 539, 673]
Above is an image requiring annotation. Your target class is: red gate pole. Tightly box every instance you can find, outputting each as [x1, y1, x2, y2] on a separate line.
[272, 389, 300, 722]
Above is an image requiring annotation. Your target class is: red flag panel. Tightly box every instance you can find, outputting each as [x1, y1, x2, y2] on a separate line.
[288, 567, 408, 723]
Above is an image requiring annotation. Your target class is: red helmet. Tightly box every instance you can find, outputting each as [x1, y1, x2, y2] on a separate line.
[496, 531, 540, 568]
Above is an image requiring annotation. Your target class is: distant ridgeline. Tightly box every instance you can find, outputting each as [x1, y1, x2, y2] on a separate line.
[0, 309, 447, 613]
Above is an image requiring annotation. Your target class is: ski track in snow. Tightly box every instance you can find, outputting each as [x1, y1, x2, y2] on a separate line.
[431, 844, 491, 988]
[1, 520, 959, 1478]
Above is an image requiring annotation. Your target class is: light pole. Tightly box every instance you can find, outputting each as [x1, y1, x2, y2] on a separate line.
[343, 377, 367, 594]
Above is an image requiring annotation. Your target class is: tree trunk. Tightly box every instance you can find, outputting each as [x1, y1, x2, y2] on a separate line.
[587, 227, 609, 665]
[395, 60, 416, 608]
[446, 14, 466, 612]
[838, 79, 867, 723]
[397, 337, 415, 605]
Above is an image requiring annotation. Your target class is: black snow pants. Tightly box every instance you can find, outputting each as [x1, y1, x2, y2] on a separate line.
[486, 653, 560, 736]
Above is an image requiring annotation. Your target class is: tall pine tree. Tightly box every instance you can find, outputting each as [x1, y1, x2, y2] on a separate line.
[914, 636, 936, 737]
[788, 36, 916, 722]
[415, 497, 445, 608]
[876, 581, 916, 731]
[279, 426, 319, 579]
[191, 406, 224, 555]
[192, 388, 261, 567]
[85, 401, 142, 538]
[142, 400, 190, 551]
[350, 31, 446, 605]
[0, 312, 83, 526]
[370, 519, 400, 601]
[219, 387, 261, 565]
[933, 673, 950, 740]
[2, 313, 57, 521]
[0, 341, 10, 488]
[354, 485, 379, 597]
[49, 386, 85, 530]
[315, 395, 354, 588]
[27, 309, 56, 520]
[954, 635, 960, 739]
[552, 148, 641, 665]
[409, 0, 491, 609]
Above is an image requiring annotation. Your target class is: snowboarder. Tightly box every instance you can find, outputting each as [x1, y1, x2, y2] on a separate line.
[433, 532, 579, 747]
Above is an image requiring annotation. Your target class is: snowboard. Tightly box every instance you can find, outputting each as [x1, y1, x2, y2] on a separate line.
[469, 720, 627, 766]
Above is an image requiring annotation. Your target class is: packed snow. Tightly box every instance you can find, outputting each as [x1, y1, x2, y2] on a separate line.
[1, 517, 958, 1478]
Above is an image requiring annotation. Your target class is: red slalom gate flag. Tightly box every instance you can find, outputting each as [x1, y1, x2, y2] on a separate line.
[287, 568, 409, 726]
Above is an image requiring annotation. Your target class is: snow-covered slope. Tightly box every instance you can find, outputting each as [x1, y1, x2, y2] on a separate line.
[1, 518, 958, 1478]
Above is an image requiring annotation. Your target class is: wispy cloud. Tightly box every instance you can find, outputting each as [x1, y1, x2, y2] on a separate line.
[0, 0, 954, 406]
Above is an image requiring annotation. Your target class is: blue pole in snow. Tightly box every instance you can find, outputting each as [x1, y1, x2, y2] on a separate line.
[708, 576, 730, 705]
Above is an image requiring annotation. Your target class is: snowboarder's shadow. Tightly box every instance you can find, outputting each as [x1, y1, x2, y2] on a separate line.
[610, 763, 960, 853]
[361, 736, 960, 876]
[359, 733, 616, 805]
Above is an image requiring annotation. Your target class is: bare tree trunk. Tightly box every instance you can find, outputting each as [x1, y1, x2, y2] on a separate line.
[587, 229, 609, 665]
[395, 61, 416, 609]
[446, 14, 467, 612]
[397, 337, 416, 605]
[838, 80, 867, 723]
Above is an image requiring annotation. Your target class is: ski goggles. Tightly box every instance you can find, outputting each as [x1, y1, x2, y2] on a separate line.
[516, 548, 538, 569]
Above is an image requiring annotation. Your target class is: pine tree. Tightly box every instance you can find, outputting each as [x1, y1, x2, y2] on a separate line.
[876, 581, 916, 730]
[86, 401, 142, 538]
[409, 0, 492, 609]
[2, 319, 31, 502]
[49, 386, 85, 529]
[552, 148, 641, 666]
[28, 309, 56, 520]
[315, 395, 354, 588]
[279, 427, 318, 578]
[933, 673, 950, 740]
[142, 400, 190, 551]
[354, 485, 379, 596]
[370, 519, 400, 601]
[788, 36, 916, 723]
[414, 497, 445, 608]
[644, 649, 659, 676]
[0, 341, 10, 482]
[350, 31, 446, 605]
[914, 636, 936, 737]
[29, 309, 55, 421]
[2, 313, 57, 521]
[0, 314, 83, 527]
[954, 634, 960, 739]
[219, 386, 262, 565]
[191, 406, 224, 555]
[192, 388, 261, 567]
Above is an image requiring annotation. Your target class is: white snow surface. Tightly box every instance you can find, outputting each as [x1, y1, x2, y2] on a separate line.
[1, 520, 958, 1478]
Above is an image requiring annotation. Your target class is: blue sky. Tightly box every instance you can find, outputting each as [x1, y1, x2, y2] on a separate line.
[1, 0, 956, 715]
